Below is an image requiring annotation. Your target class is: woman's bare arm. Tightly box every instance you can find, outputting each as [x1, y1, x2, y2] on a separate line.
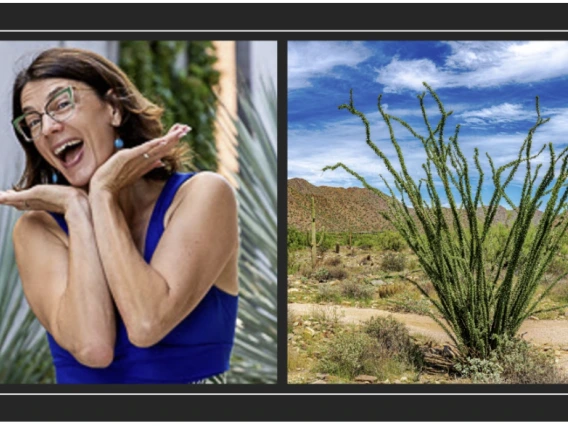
[89, 172, 238, 347]
[12, 191, 116, 367]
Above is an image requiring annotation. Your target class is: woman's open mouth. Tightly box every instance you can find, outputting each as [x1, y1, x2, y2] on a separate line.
[53, 139, 85, 168]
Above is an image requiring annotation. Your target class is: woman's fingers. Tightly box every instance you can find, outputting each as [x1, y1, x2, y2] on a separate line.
[135, 125, 191, 160]
[167, 123, 191, 135]
[0, 189, 31, 210]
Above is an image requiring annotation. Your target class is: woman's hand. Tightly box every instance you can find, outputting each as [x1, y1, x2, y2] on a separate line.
[89, 124, 191, 196]
[0, 184, 87, 215]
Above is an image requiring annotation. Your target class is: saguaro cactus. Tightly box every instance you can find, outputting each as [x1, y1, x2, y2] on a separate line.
[310, 196, 325, 268]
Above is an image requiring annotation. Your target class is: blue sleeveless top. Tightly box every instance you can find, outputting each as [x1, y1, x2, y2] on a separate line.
[46, 172, 238, 384]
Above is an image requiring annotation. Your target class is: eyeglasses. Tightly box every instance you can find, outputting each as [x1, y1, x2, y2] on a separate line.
[13, 86, 82, 143]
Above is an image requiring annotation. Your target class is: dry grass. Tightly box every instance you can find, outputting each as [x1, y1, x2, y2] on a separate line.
[316, 283, 342, 303]
[325, 257, 342, 267]
[378, 282, 406, 299]
[340, 280, 375, 300]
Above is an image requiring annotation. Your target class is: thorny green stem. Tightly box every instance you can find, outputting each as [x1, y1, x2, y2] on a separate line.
[323, 83, 568, 358]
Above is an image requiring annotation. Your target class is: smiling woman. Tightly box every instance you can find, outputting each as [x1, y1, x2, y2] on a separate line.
[0, 47, 239, 384]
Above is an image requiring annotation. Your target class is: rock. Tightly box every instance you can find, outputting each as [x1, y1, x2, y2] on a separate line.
[529, 316, 539, 320]
[288, 333, 294, 340]
[394, 380, 401, 384]
[304, 327, 316, 336]
[383, 379, 390, 384]
[316, 373, 329, 379]
[354, 375, 377, 383]
[289, 288, 300, 293]
[371, 280, 386, 286]
[442, 345, 459, 359]
[311, 380, 327, 384]
[400, 376, 408, 382]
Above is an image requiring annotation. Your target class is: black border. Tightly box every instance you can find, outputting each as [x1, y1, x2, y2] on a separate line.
[0, 3, 567, 31]
[2, 3, 568, 422]
[0, 394, 564, 421]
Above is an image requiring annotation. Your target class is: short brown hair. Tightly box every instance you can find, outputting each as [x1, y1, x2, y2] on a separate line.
[12, 47, 189, 189]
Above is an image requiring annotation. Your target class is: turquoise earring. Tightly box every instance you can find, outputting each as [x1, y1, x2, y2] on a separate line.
[114, 138, 124, 149]
[52, 171, 58, 184]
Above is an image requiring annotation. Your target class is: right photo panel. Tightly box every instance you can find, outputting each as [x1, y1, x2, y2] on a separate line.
[287, 40, 568, 385]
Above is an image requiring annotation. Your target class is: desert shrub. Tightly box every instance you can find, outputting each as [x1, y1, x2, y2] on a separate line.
[316, 283, 341, 303]
[325, 257, 342, 267]
[454, 357, 504, 383]
[309, 305, 343, 329]
[546, 254, 568, 277]
[287, 261, 300, 276]
[318, 321, 423, 381]
[340, 281, 374, 300]
[549, 279, 568, 304]
[364, 316, 423, 366]
[288, 226, 307, 251]
[316, 245, 329, 257]
[313, 267, 331, 282]
[299, 263, 313, 278]
[287, 250, 306, 275]
[317, 329, 382, 379]
[495, 337, 567, 384]
[328, 266, 348, 280]
[381, 252, 407, 272]
[456, 336, 568, 384]
[406, 256, 420, 272]
[377, 231, 407, 252]
[387, 294, 433, 315]
[351, 233, 377, 248]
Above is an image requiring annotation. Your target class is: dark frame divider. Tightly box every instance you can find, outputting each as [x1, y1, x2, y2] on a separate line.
[1, 2, 568, 422]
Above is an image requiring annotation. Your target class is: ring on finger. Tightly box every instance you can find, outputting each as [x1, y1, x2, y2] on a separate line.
[143, 153, 150, 159]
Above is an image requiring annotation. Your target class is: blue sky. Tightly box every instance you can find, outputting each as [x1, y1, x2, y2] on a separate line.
[288, 41, 568, 208]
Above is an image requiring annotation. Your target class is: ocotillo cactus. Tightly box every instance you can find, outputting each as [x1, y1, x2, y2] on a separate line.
[310, 196, 325, 268]
[324, 83, 568, 358]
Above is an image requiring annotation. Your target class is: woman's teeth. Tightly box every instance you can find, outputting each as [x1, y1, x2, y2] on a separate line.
[54, 140, 83, 157]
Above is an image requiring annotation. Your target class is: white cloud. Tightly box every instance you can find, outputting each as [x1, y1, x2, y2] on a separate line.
[375, 41, 568, 93]
[289, 105, 568, 195]
[459, 103, 534, 125]
[288, 41, 372, 90]
[376, 58, 454, 93]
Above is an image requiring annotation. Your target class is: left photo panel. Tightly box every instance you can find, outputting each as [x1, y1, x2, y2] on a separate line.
[0, 40, 277, 384]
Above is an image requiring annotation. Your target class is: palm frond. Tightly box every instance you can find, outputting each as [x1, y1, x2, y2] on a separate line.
[220, 78, 278, 384]
[0, 198, 54, 383]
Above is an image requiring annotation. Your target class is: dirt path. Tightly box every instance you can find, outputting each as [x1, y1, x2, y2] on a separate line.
[289, 303, 568, 371]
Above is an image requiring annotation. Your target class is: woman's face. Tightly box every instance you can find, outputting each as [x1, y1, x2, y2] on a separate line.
[20, 78, 120, 188]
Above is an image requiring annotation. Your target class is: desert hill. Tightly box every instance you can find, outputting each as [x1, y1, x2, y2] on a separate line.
[288, 178, 541, 233]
